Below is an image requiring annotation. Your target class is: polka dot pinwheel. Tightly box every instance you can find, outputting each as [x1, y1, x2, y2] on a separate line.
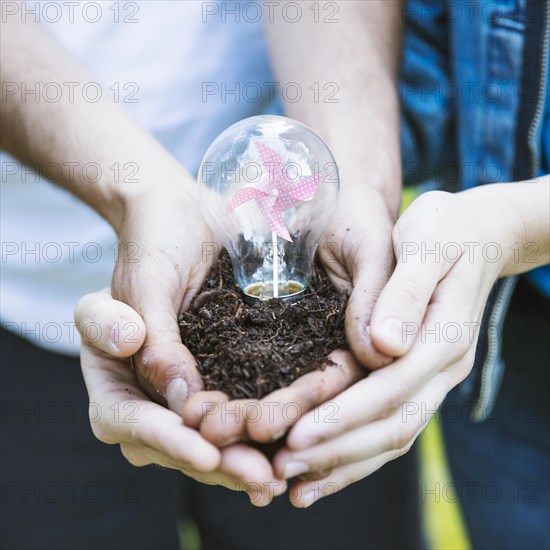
[225, 140, 320, 241]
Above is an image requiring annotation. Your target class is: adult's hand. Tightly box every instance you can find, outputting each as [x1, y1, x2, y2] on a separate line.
[111, 183, 216, 414]
[76, 290, 287, 506]
[318, 185, 398, 369]
[271, 179, 550, 507]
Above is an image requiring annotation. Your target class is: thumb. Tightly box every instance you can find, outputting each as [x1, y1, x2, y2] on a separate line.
[370, 251, 442, 357]
[75, 289, 146, 358]
[128, 288, 205, 416]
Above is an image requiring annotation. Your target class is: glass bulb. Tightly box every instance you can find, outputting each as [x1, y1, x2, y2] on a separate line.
[198, 115, 339, 300]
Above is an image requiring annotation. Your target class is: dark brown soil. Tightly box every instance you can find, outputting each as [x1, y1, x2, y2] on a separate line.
[179, 250, 349, 399]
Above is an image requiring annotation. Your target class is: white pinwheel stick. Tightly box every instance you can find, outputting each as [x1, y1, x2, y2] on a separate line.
[272, 231, 279, 298]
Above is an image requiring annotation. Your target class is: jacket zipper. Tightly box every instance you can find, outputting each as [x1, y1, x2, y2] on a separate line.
[528, 2, 550, 178]
[472, 2, 550, 422]
[471, 277, 517, 421]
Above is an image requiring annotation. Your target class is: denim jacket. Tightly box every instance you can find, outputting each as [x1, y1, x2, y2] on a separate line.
[400, 0, 550, 421]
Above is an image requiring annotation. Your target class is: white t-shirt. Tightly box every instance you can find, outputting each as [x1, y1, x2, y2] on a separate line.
[1, 0, 280, 355]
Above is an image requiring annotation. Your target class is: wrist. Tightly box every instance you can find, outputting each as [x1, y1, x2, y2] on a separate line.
[460, 178, 550, 277]
[325, 136, 402, 217]
[338, 165, 402, 219]
[107, 169, 199, 236]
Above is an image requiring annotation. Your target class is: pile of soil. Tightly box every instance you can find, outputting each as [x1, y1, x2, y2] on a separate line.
[179, 251, 349, 400]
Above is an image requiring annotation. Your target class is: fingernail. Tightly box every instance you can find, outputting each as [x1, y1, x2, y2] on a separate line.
[166, 378, 188, 415]
[302, 488, 320, 508]
[108, 325, 120, 353]
[380, 318, 403, 342]
[283, 461, 309, 479]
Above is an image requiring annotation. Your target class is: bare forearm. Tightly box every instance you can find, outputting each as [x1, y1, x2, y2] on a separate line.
[265, 0, 403, 212]
[463, 175, 550, 275]
[0, 19, 195, 233]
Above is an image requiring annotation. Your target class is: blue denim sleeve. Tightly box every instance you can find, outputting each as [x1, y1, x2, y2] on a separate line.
[400, 1, 457, 189]
[543, 69, 550, 175]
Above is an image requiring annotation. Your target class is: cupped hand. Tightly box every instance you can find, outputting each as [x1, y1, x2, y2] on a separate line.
[111, 182, 216, 414]
[272, 187, 526, 506]
[318, 185, 398, 369]
[76, 290, 287, 506]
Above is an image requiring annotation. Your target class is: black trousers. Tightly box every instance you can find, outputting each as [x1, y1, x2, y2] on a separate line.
[0, 328, 422, 550]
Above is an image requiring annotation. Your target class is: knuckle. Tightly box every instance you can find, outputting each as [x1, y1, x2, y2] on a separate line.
[337, 473, 358, 493]
[308, 448, 345, 473]
[90, 422, 117, 445]
[306, 382, 327, 410]
[126, 418, 163, 452]
[394, 440, 415, 459]
[138, 345, 162, 372]
[397, 191, 458, 239]
[462, 345, 477, 368]
[393, 279, 428, 318]
[135, 345, 178, 390]
[414, 190, 454, 211]
[447, 336, 472, 364]
[392, 420, 416, 452]
[324, 451, 345, 471]
[448, 347, 476, 385]
[371, 372, 411, 416]
[442, 322, 476, 366]
[119, 442, 148, 467]
[387, 384, 410, 413]
[202, 421, 237, 446]
[188, 471, 209, 484]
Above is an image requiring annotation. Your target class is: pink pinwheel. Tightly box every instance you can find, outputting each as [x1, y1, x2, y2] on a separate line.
[225, 140, 320, 241]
